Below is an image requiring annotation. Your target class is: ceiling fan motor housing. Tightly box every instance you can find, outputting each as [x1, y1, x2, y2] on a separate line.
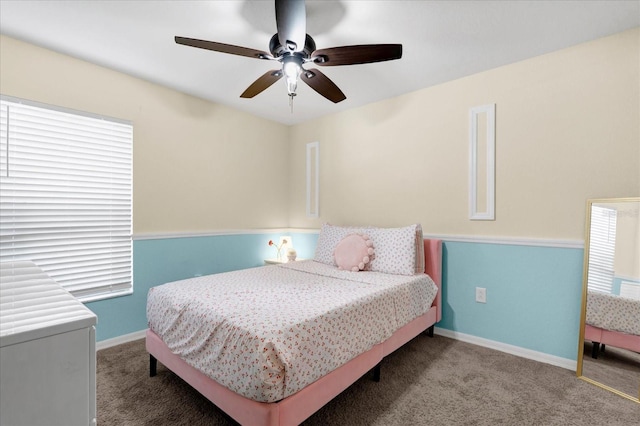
[269, 33, 316, 60]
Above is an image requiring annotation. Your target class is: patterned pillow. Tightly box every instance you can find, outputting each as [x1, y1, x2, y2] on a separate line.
[366, 226, 416, 275]
[315, 223, 422, 276]
[333, 233, 375, 272]
[314, 223, 351, 265]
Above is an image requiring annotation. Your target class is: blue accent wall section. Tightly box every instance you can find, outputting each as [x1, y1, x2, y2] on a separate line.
[439, 241, 584, 360]
[85, 233, 584, 363]
[85, 231, 320, 342]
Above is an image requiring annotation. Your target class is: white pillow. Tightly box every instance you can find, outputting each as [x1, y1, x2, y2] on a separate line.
[315, 223, 421, 276]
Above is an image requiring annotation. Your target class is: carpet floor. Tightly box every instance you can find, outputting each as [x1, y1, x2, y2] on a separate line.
[97, 334, 639, 425]
[581, 341, 640, 399]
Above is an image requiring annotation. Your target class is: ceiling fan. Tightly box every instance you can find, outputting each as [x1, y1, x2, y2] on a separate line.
[175, 0, 402, 107]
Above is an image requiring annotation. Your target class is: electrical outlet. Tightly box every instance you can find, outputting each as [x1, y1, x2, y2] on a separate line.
[476, 287, 487, 303]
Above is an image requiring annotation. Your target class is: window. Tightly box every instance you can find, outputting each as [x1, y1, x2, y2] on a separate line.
[587, 205, 617, 294]
[0, 96, 133, 302]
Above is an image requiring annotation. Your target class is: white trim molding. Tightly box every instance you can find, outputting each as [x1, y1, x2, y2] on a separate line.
[425, 233, 583, 249]
[96, 329, 147, 350]
[435, 327, 576, 371]
[133, 228, 316, 241]
[469, 104, 496, 220]
[134, 229, 583, 249]
[306, 141, 320, 218]
[97, 327, 578, 371]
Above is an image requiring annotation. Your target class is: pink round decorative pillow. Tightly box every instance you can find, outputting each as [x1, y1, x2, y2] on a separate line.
[333, 233, 375, 272]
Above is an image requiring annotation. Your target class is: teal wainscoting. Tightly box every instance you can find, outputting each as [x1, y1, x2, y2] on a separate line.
[87, 233, 584, 363]
[85, 231, 319, 342]
[438, 241, 584, 360]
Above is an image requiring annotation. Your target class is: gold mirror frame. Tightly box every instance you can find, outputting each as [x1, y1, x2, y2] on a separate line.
[576, 197, 640, 403]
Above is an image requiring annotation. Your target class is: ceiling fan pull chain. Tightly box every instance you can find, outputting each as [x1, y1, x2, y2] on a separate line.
[289, 93, 295, 113]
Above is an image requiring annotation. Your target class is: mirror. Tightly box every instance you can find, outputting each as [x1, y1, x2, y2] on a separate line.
[577, 197, 640, 403]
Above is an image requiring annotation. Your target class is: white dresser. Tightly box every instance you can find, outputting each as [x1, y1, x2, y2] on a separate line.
[0, 261, 97, 426]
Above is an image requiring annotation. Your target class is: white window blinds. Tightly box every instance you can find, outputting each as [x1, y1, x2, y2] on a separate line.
[0, 97, 133, 302]
[586, 205, 617, 294]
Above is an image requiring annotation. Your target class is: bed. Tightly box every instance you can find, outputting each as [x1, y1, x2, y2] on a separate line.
[585, 290, 640, 358]
[146, 225, 441, 426]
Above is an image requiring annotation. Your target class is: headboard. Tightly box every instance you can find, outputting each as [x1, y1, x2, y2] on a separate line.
[423, 239, 443, 323]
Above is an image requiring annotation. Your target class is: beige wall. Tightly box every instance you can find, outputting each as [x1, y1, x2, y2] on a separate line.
[0, 36, 290, 235]
[2, 28, 639, 241]
[288, 28, 640, 240]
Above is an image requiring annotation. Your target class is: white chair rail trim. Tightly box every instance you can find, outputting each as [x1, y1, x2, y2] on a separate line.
[134, 229, 582, 249]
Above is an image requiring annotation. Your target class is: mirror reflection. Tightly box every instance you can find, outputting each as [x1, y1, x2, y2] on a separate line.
[578, 198, 640, 402]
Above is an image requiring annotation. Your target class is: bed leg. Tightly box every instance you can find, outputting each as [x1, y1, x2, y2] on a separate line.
[426, 325, 434, 337]
[591, 342, 599, 359]
[150, 354, 158, 377]
[373, 362, 381, 382]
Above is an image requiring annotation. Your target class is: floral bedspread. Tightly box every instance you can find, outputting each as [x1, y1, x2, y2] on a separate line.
[146, 260, 437, 402]
[586, 290, 640, 336]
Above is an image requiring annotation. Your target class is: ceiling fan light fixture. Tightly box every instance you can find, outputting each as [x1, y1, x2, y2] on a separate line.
[283, 55, 303, 96]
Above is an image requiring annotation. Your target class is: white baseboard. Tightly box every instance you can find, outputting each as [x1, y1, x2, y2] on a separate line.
[98, 327, 577, 371]
[434, 327, 577, 371]
[97, 327, 578, 372]
[96, 329, 147, 350]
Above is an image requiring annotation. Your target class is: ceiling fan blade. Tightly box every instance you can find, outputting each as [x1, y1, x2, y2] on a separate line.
[275, 0, 306, 52]
[175, 36, 273, 60]
[300, 68, 346, 103]
[240, 70, 284, 98]
[312, 44, 402, 66]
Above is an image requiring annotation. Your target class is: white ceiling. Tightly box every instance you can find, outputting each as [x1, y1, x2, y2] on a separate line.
[1, 1, 638, 125]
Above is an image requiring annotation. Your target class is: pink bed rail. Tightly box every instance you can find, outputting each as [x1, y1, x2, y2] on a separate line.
[585, 324, 640, 353]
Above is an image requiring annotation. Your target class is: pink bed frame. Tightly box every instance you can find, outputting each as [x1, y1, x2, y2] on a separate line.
[146, 239, 442, 426]
[584, 324, 640, 356]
